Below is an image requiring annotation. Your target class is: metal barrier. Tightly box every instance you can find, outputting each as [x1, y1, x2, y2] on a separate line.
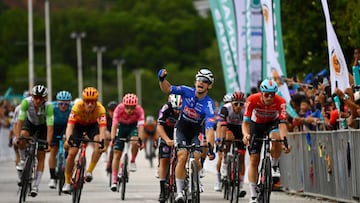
[280, 130, 360, 202]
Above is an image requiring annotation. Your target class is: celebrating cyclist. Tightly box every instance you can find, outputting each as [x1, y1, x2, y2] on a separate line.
[110, 93, 144, 192]
[48, 90, 73, 189]
[62, 87, 107, 193]
[157, 94, 182, 202]
[158, 68, 216, 203]
[15, 85, 54, 197]
[242, 79, 291, 203]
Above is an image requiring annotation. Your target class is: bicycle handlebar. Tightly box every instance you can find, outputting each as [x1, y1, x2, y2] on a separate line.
[68, 135, 105, 149]
[115, 137, 142, 146]
[254, 136, 289, 149]
[17, 135, 48, 149]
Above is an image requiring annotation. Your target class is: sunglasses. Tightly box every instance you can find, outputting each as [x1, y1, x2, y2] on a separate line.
[84, 100, 96, 105]
[196, 77, 211, 84]
[263, 92, 275, 98]
[233, 101, 244, 107]
[125, 105, 135, 110]
[33, 96, 45, 100]
[58, 102, 69, 106]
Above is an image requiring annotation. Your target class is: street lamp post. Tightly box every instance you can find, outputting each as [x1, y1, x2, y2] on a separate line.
[93, 46, 106, 103]
[113, 59, 125, 102]
[45, 0, 52, 101]
[133, 69, 143, 105]
[70, 31, 86, 98]
[28, 0, 34, 91]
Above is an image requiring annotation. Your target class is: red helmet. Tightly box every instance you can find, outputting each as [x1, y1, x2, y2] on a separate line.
[122, 93, 138, 106]
[232, 91, 245, 102]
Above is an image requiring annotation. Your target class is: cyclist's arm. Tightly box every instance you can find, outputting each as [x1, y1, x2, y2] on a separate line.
[16, 99, 29, 138]
[99, 125, 107, 141]
[65, 122, 75, 141]
[158, 69, 171, 93]
[157, 124, 171, 143]
[242, 119, 251, 145]
[46, 103, 54, 145]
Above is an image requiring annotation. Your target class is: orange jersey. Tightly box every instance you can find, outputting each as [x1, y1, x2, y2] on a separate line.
[144, 121, 157, 135]
[68, 100, 107, 127]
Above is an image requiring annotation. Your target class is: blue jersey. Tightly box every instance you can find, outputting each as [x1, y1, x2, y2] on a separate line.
[170, 85, 215, 130]
[52, 101, 73, 126]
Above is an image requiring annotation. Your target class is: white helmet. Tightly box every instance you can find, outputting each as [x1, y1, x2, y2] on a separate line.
[223, 93, 232, 103]
[195, 68, 214, 84]
[168, 94, 182, 110]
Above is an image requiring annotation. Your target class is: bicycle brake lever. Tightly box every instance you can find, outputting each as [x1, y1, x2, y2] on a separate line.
[99, 139, 105, 149]
[283, 137, 289, 149]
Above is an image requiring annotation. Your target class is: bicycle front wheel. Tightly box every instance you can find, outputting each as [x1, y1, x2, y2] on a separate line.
[259, 157, 272, 203]
[19, 156, 33, 203]
[57, 156, 65, 195]
[73, 157, 86, 203]
[121, 154, 128, 200]
[230, 156, 240, 203]
[145, 139, 154, 168]
[190, 160, 200, 203]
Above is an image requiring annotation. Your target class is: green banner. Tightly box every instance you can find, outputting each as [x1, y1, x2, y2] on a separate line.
[209, 0, 240, 93]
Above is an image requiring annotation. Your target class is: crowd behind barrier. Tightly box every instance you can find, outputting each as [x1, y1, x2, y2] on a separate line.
[0, 127, 15, 161]
[280, 129, 360, 203]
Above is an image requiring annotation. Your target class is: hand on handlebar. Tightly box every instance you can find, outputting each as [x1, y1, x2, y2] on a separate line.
[243, 134, 250, 146]
[207, 143, 216, 160]
[282, 137, 291, 153]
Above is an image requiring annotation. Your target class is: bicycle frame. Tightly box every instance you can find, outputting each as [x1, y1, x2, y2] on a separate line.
[165, 144, 177, 203]
[255, 132, 288, 203]
[56, 135, 66, 195]
[18, 133, 47, 203]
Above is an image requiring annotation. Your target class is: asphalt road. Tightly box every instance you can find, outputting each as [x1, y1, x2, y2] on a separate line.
[0, 146, 325, 203]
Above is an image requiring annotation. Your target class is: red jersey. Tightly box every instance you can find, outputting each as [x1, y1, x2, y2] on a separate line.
[243, 93, 287, 124]
[112, 103, 145, 127]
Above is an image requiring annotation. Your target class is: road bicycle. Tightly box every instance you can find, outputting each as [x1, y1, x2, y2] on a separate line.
[115, 137, 142, 200]
[160, 140, 176, 203]
[17, 132, 47, 203]
[68, 135, 104, 203]
[144, 136, 157, 168]
[224, 139, 246, 203]
[254, 132, 288, 203]
[178, 143, 212, 203]
[56, 134, 66, 195]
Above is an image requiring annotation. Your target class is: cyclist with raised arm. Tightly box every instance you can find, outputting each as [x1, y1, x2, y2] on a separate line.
[48, 90, 73, 189]
[242, 79, 291, 203]
[157, 94, 182, 202]
[215, 91, 247, 197]
[158, 68, 216, 203]
[62, 87, 107, 193]
[15, 85, 54, 197]
[110, 93, 144, 192]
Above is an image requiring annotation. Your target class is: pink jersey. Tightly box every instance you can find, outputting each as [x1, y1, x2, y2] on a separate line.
[243, 93, 287, 124]
[112, 103, 145, 127]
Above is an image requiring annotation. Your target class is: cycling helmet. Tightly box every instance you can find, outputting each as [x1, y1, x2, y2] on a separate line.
[223, 93, 232, 103]
[56, 90, 72, 101]
[168, 94, 182, 110]
[82, 87, 99, 100]
[259, 79, 278, 93]
[232, 91, 245, 102]
[146, 116, 155, 125]
[107, 101, 118, 110]
[195, 68, 214, 84]
[32, 85, 48, 98]
[122, 93, 138, 106]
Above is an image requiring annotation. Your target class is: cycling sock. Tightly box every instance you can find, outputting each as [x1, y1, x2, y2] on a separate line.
[19, 149, 26, 161]
[271, 157, 279, 167]
[112, 170, 118, 183]
[87, 161, 97, 173]
[50, 168, 56, 179]
[217, 172, 221, 183]
[160, 180, 166, 193]
[65, 171, 71, 184]
[249, 182, 257, 198]
[175, 179, 185, 193]
[34, 171, 43, 187]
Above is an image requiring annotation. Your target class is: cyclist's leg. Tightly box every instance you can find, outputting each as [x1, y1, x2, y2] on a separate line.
[32, 125, 47, 195]
[158, 140, 171, 201]
[269, 124, 282, 184]
[128, 125, 139, 171]
[174, 128, 188, 194]
[16, 119, 33, 170]
[111, 132, 125, 190]
[49, 128, 62, 187]
[86, 123, 103, 179]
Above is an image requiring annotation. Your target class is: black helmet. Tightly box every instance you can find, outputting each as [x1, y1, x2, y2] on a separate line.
[32, 85, 48, 98]
[107, 101, 118, 110]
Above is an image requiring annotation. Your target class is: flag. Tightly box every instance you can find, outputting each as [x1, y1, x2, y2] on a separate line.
[209, 0, 240, 93]
[261, 0, 291, 102]
[321, 0, 350, 92]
